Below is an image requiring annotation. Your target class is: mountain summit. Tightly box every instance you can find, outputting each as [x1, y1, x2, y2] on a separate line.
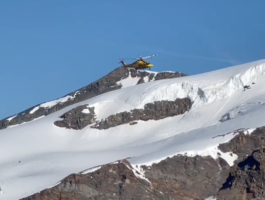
[1, 61, 265, 200]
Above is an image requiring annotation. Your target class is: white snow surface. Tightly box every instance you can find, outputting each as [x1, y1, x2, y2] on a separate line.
[117, 70, 170, 88]
[81, 166, 101, 174]
[204, 196, 217, 200]
[6, 115, 17, 121]
[82, 108, 90, 114]
[116, 70, 141, 88]
[29, 91, 80, 114]
[1, 60, 265, 199]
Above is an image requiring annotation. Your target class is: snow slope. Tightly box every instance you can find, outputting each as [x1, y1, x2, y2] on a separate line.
[1, 60, 265, 199]
[116, 69, 158, 88]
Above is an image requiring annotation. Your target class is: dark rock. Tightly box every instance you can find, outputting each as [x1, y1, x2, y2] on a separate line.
[154, 71, 187, 80]
[148, 73, 155, 81]
[20, 160, 166, 200]
[92, 98, 191, 130]
[129, 121, 138, 125]
[131, 70, 188, 84]
[0, 120, 9, 129]
[54, 105, 96, 130]
[20, 154, 229, 200]
[218, 127, 265, 164]
[21, 127, 265, 200]
[215, 127, 265, 199]
[243, 85, 251, 91]
[217, 148, 265, 200]
[17, 126, 265, 200]
[0, 68, 187, 130]
[142, 155, 230, 200]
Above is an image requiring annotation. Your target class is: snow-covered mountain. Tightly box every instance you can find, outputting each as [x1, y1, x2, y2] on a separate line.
[1, 61, 265, 200]
[0, 68, 186, 130]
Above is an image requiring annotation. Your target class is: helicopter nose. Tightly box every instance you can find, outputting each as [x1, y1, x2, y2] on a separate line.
[147, 63, 153, 68]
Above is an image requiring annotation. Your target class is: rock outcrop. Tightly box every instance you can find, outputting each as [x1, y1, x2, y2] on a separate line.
[142, 155, 230, 200]
[218, 127, 265, 164]
[20, 155, 229, 200]
[20, 160, 165, 200]
[91, 98, 191, 130]
[20, 127, 265, 200]
[0, 68, 187, 130]
[53, 98, 191, 130]
[216, 127, 265, 200]
[154, 71, 187, 81]
[217, 148, 265, 200]
[54, 105, 96, 130]
[129, 70, 188, 84]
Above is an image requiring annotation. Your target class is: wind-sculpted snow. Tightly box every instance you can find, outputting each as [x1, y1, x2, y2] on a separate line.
[130, 62, 265, 110]
[2, 60, 265, 199]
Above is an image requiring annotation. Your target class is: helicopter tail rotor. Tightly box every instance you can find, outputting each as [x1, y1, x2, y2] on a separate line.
[118, 59, 126, 67]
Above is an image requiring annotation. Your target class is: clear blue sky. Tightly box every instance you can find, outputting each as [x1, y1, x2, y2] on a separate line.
[1, 0, 265, 119]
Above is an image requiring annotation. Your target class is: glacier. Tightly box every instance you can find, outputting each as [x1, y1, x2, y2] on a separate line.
[1, 59, 265, 199]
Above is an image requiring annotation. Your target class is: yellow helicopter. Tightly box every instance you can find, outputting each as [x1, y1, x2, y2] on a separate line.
[119, 54, 158, 70]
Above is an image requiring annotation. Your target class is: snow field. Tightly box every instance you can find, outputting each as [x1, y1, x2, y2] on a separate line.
[1, 60, 265, 199]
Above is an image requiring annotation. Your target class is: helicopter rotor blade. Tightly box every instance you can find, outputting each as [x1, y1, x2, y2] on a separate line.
[122, 58, 136, 60]
[119, 53, 158, 64]
[141, 54, 159, 60]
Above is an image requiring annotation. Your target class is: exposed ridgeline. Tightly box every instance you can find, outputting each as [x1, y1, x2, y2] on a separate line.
[91, 98, 191, 130]
[0, 68, 187, 129]
[53, 98, 191, 130]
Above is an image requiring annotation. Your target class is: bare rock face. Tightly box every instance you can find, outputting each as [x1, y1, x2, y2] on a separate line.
[92, 98, 191, 130]
[217, 148, 265, 200]
[16, 127, 265, 200]
[218, 127, 265, 164]
[130, 70, 188, 84]
[54, 105, 96, 130]
[154, 71, 187, 81]
[20, 160, 166, 200]
[53, 98, 191, 130]
[21, 127, 265, 200]
[215, 127, 265, 200]
[20, 154, 229, 200]
[142, 155, 230, 200]
[0, 68, 187, 130]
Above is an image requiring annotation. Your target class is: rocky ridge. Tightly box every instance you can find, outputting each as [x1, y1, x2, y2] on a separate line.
[0, 68, 187, 130]
[216, 127, 265, 200]
[54, 105, 96, 130]
[53, 98, 191, 130]
[21, 155, 229, 200]
[91, 98, 191, 130]
[20, 126, 265, 200]
[217, 148, 265, 200]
